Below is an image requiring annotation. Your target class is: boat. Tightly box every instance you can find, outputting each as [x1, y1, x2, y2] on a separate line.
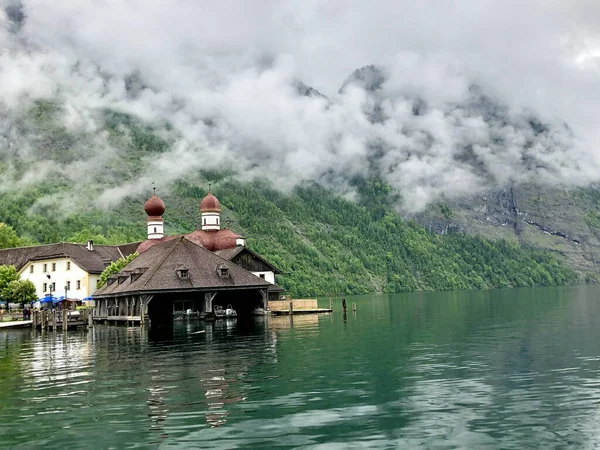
[213, 305, 226, 318]
[225, 304, 237, 317]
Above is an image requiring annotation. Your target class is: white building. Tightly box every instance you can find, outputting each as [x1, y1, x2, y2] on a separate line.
[0, 240, 139, 300]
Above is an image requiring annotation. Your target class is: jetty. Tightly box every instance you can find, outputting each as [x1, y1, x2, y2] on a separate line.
[31, 309, 93, 330]
[0, 320, 33, 329]
[268, 299, 332, 315]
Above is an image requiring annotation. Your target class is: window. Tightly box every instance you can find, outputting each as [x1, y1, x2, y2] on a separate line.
[66, 261, 71, 271]
[52, 263, 56, 272]
[154, 227, 157, 233]
[176, 267, 189, 279]
[76, 280, 81, 290]
[43, 283, 47, 292]
[30, 265, 34, 274]
[43, 263, 47, 272]
[217, 218, 219, 225]
[259, 274, 265, 279]
[217, 264, 229, 278]
[51, 282, 56, 291]
[203, 218, 206, 225]
[66, 281, 71, 290]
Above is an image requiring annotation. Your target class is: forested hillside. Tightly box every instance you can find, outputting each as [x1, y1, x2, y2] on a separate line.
[0, 101, 579, 296]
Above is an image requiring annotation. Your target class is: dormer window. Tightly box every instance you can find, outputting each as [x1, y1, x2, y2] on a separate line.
[217, 263, 229, 278]
[131, 267, 148, 283]
[176, 265, 189, 279]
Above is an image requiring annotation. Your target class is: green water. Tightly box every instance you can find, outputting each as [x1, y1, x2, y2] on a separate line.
[2, 286, 600, 449]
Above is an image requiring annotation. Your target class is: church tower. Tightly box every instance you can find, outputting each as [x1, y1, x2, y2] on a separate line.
[200, 186, 221, 231]
[144, 187, 166, 240]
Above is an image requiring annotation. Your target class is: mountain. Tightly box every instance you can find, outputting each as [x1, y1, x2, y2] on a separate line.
[0, 68, 594, 296]
[414, 184, 600, 282]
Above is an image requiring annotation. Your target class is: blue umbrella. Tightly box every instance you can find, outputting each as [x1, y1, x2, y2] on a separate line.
[40, 296, 59, 303]
[83, 296, 93, 301]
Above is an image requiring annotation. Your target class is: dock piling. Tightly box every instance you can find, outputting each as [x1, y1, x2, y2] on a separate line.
[352, 302, 357, 312]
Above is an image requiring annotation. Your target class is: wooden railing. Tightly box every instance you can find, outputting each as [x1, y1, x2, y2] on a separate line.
[32, 309, 92, 330]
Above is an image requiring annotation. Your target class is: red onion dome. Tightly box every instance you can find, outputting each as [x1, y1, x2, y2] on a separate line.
[200, 192, 221, 212]
[144, 195, 166, 217]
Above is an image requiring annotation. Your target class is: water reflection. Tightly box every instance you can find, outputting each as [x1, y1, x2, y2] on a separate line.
[4, 287, 600, 448]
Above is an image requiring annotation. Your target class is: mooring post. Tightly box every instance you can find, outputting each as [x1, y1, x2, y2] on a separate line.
[32, 310, 37, 329]
[329, 298, 333, 311]
[62, 309, 68, 331]
[342, 298, 347, 312]
[88, 309, 93, 327]
[52, 310, 57, 330]
[352, 302, 357, 312]
[289, 300, 294, 316]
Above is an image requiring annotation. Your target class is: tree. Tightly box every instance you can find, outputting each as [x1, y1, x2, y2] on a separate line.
[97, 252, 138, 288]
[0, 265, 20, 310]
[0, 223, 22, 249]
[2, 279, 37, 307]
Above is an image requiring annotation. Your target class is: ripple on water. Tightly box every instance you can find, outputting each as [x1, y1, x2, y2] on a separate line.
[3, 288, 600, 448]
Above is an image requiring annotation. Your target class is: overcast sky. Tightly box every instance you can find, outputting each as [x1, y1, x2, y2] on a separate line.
[1, 1, 600, 212]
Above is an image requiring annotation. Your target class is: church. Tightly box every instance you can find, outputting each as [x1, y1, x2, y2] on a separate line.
[93, 188, 284, 323]
[0, 189, 284, 320]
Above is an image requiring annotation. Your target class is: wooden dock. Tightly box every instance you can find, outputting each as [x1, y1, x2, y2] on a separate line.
[0, 320, 33, 329]
[271, 308, 332, 315]
[268, 299, 332, 315]
[32, 309, 93, 330]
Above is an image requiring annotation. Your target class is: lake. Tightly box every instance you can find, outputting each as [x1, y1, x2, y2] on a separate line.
[1, 285, 600, 449]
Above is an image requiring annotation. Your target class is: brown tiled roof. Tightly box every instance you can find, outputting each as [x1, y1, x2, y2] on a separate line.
[212, 246, 244, 260]
[0, 242, 140, 274]
[214, 246, 282, 274]
[94, 236, 271, 298]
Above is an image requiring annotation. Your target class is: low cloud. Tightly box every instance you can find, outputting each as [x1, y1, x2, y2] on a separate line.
[2, 0, 600, 214]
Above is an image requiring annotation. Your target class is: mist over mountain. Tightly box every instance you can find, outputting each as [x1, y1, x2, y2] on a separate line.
[2, 0, 600, 216]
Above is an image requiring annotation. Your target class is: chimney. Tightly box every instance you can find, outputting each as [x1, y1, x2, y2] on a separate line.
[87, 240, 94, 251]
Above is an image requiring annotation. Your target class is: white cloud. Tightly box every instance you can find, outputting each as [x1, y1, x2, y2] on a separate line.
[1, 0, 600, 213]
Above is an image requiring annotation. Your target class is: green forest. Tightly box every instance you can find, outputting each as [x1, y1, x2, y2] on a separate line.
[0, 100, 578, 297]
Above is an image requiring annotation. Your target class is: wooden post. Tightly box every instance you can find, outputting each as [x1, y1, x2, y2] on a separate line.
[62, 309, 68, 330]
[342, 298, 347, 312]
[329, 298, 333, 311]
[352, 302, 357, 312]
[289, 300, 294, 316]
[32, 310, 37, 329]
[52, 310, 57, 330]
[88, 309, 93, 327]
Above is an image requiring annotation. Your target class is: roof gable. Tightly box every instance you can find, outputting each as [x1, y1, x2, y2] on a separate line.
[214, 246, 282, 274]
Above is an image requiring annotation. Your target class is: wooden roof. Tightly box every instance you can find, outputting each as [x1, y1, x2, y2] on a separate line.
[94, 236, 271, 298]
[213, 246, 282, 274]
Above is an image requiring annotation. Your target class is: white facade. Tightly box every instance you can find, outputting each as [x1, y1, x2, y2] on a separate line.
[19, 258, 98, 299]
[251, 271, 275, 284]
[201, 212, 220, 231]
[147, 218, 164, 239]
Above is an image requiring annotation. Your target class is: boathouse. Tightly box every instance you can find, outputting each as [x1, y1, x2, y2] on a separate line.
[93, 236, 272, 323]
